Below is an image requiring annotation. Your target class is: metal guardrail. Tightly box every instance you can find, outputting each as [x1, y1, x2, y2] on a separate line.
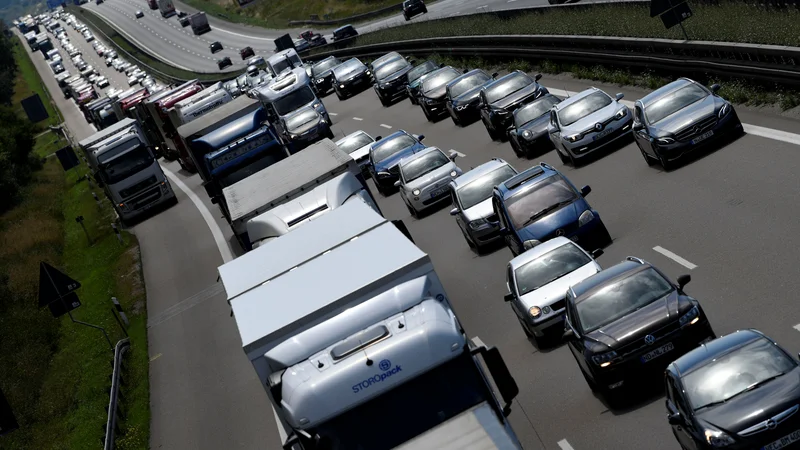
[287, 2, 405, 27]
[103, 338, 130, 450]
[304, 34, 800, 87]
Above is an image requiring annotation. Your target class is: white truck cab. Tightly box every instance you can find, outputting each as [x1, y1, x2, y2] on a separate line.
[267, 48, 304, 78]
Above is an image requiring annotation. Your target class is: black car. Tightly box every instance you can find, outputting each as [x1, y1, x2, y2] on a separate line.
[179, 16, 190, 27]
[403, 0, 427, 20]
[418, 66, 462, 122]
[217, 57, 232, 70]
[562, 257, 715, 405]
[507, 94, 561, 158]
[373, 57, 414, 106]
[308, 34, 327, 48]
[368, 130, 427, 196]
[240, 46, 255, 60]
[445, 69, 497, 126]
[331, 57, 372, 100]
[310, 56, 342, 96]
[479, 71, 548, 141]
[210, 41, 223, 53]
[666, 329, 800, 450]
[279, 106, 334, 153]
[332, 24, 358, 42]
[406, 60, 440, 105]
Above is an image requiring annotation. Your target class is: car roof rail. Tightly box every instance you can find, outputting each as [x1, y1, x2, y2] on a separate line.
[539, 162, 555, 171]
[625, 256, 647, 265]
[503, 165, 545, 191]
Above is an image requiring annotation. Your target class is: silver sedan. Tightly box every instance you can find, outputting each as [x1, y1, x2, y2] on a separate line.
[395, 147, 462, 217]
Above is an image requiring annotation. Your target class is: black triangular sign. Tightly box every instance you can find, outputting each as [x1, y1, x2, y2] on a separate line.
[650, 0, 676, 17]
[38, 262, 81, 308]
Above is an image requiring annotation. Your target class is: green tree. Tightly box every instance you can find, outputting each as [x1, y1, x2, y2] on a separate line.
[0, 21, 18, 105]
[0, 105, 38, 212]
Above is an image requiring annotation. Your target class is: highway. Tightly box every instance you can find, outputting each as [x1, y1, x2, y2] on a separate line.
[25, 15, 800, 450]
[79, 0, 626, 72]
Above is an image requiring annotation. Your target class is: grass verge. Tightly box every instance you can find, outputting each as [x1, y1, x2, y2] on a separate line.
[11, 40, 60, 127]
[0, 38, 150, 450]
[33, 131, 69, 159]
[351, 2, 800, 47]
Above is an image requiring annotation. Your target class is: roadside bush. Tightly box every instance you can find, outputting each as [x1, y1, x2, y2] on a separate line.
[0, 105, 39, 213]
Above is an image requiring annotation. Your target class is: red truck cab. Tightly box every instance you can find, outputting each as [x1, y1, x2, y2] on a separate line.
[156, 85, 204, 172]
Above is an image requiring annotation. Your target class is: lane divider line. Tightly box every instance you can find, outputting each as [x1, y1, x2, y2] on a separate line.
[329, 112, 338, 116]
[380, 123, 392, 129]
[353, 117, 364, 121]
[450, 149, 467, 157]
[793, 324, 800, 332]
[653, 246, 698, 270]
[558, 439, 576, 450]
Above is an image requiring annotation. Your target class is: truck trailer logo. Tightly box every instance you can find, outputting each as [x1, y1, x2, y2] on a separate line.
[352, 359, 402, 393]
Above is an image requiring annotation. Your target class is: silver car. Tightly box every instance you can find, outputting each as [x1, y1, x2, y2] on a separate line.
[395, 147, 462, 217]
[336, 130, 377, 175]
[449, 158, 518, 253]
[547, 87, 633, 166]
[504, 237, 603, 347]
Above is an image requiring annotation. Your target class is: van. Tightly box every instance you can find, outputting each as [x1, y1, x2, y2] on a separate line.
[332, 24, 358, 42]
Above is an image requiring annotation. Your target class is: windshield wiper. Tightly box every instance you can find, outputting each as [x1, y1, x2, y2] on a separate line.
[695, 399, 728, 411]
[523, 200, 573, 226]
[745, 373, 785, 392]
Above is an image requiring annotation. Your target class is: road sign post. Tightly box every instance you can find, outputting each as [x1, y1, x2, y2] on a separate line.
[650, 0, 692, 40]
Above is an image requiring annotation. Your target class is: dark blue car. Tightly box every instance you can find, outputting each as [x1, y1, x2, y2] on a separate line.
[491, 162, 611, 256]
[368, 130, 426, 196]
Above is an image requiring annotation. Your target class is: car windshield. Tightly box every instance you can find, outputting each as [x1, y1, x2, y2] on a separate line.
[449, 72, 491, 98]
[504, 175, 577, 230]
[305, 354, 488, 450]
[99, 146, 153, 184]
[682, 338, 797, 411]
[402, 150, 450, 182]
[644, 83, 709, 124]
[372, 52, 400, 68]
[484, 73, 531, 104]
[285, 108, 319, 130]
[337, 133, 374, 154]
[332, 59, 363, 78]
[558, 91, 613, 126]
[271, 55, 303, 76]
[575, 268, 674, 333]
[312, 58, 340, 76]
[514, 243, 592, 295]
[274, 86, 316, 116]
[371, 134, 417, 162]
[422, 68, 460, 94]
[515, 96, 560, 128]
[375, 58, 409, 80]
[457, 165, 517, 210]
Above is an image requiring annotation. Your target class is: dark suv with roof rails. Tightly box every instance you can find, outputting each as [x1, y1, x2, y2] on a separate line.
[479, 71, 548, 141]
[403, 0, 427, 20]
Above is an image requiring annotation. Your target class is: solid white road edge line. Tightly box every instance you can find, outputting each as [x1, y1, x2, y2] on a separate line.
[160, 165, 288, 443]
[558, 439, 576, 450]
[546, 88, 800, 147]
[653, 246, 698, 270]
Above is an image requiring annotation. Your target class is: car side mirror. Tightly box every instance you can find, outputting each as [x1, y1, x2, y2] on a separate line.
[633, 122, 644, 131]
[615, 93, 624, 101]
[449, 207, 459, 216]
[439, 63, 446, 68]
[393, 180, 401, 187]
[580, 185, 592, 197]
[667, 412, 682, 426]
[562, 328, 575, 341]
[449, 153, 457, 161]
[492, 72, 499, 78]
[677, 274, 691, 289]
[503, 292, 514, 302]
[498, 226, 507, 235]
[408, 59, 415, 65]
[591, 248, 604, 259]
[534, 73, 542, 81]
[710, 83, 721, 94]
[417, 134, 425, 142]
[463, 68, 469, 74]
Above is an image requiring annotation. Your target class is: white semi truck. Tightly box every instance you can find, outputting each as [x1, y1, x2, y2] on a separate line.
[218, 200, 523, 450]
[79, 117, 176, 223]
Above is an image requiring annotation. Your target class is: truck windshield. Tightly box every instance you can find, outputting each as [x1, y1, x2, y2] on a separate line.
[274, 86, 316, 116]
[271, 55, 303, 76]
[214, 138, 289, 187]
[306, 353, 490, 450]
[100, 146, 153, 184]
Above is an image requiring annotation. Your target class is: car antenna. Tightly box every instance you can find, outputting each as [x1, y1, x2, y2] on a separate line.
[564, 86, 570, 99]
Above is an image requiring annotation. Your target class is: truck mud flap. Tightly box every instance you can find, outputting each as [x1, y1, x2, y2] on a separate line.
[391, 220, 414, 244]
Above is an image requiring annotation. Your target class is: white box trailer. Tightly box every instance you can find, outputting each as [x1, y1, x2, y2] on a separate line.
[218, 200, 522, 450]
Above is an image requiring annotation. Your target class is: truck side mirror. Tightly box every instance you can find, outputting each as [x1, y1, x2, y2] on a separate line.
[480, 346, 519, 416]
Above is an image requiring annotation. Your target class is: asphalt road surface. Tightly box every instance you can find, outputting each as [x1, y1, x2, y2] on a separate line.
[23, 19, 800, 450]
[80, 0, 628, 72]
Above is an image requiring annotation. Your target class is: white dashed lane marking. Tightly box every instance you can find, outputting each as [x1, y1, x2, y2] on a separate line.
[380, 124, 392, 129]
[653, 246, 698, 270]
[558, 440, 576, 450]
[353, 117, 364, 121]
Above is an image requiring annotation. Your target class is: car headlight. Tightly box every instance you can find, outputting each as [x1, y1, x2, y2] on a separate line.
[566, 133, 583, 143]
[679, 306, 700, 327]
[469, 218, 488, 230]
[578, 210, 595, 227]
[591, 351, 618, 367]
[718, 103, 730, 118]
[289, 133, 299, 139]
[365, 70, 371, 75]
[657, 137, 676, 145]
[522, 239, 541, 250]
[450, 170, 457, 177]
[704, 427, 735, 447]
[339, 84, 345, 88]
[412, 189, 420, 196]
[614, 108, 628, 120]
[521, 130, 533, 141]
[529, 306, 542, 318]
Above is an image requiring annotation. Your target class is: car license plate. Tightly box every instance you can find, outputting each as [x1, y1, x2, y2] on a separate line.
[763, 429, 800, 450]
[429, 187, 446, 198]
[691, 130, 714, 144]
[640, 342, 674, 363]
[592, 127, 614, 141]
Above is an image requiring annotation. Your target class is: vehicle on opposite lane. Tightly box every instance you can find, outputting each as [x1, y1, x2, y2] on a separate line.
[445, 69, 497, 126]
[135, 10, 144, 18]
[332, 24, 358, 42]
[504, 237, 603, 347]
[508, 94, 562, 158]
[491, 162, 611, 256]
[418, 66, 462, 122]
[395, 146, 462, 217]
[666, 329, 800, 450]
[406, 60, 440, 105]
[368, 130, 426, 196]
[548, 87, 633, 166]
[633, 78, 744, 170]
[449, 158, 519, 253]
[562, 258, 715, 406]
[403, 0, 428, 20]
[239, 46, 254, 60]
[331, 57, 373, 100]
[479, 71, 548, 141]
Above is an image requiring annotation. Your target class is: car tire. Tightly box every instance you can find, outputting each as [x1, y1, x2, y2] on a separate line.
[410, 95, 418, 105]
[406, 202, 417, 218]
[639, 143, 656, 166]
[517, 317, 534, 338]
[658, 152, 673, 171]
[510, 137, 523, 157]
[450, 112, 461, 127]
[379, 93, 389, 107]
[335, 89, 345, 101]
[422, 105, 433, 122]
[422, 7, 428, 13]
[326, 129, 334, 140]
[485, 121, 500, 141]
[404, 13, 409, 21]
[581, 369, 598, 393]
[596, 223, 612, 247]
[556, 147, 570, 164]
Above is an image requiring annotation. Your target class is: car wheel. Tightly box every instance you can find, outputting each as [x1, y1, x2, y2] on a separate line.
[410, 95, 418, 105]
[581, 369, 598, 392]
[658, 152, 674, 171]
[596, 223, 612, 247]
[451, 112, 461, 127]
[422, 105, 433, 122]
[639, 143, 656, 166]
[422, 7, 428, 13]
[335, 89, 345, 101]
[326, 129, 334, 140]
[556, 147, 570, 164]
[485, 121, 500, 141]
[510, 137, 523, 157]
[406, 201, 417, 218]
[379, 93, 389, 107]
[404, 13, 409, 21]
[517, 317, 534, 338]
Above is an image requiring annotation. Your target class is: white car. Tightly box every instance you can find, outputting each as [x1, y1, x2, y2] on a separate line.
[395, 146, 462, 217]
[96, 77, 110, 89]
[336, 130, 376, 174]
[127, 75, 139, 86]
[118, 62, 131, 72]
[504, 237, 603, 347]
[105, 56, 115, 67]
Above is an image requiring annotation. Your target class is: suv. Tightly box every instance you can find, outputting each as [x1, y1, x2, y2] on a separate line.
[403, 0, 427, 20]
[239, 46, 255, 59]
[479, 71, 548, 141]
[217, 57, 232, 70]
[332, 24, 358, 42]
[562, 257, 715, 405]
[179, 16, 190, 27]
[491, 162, 611, 257]
[209, 41, 223, 53]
